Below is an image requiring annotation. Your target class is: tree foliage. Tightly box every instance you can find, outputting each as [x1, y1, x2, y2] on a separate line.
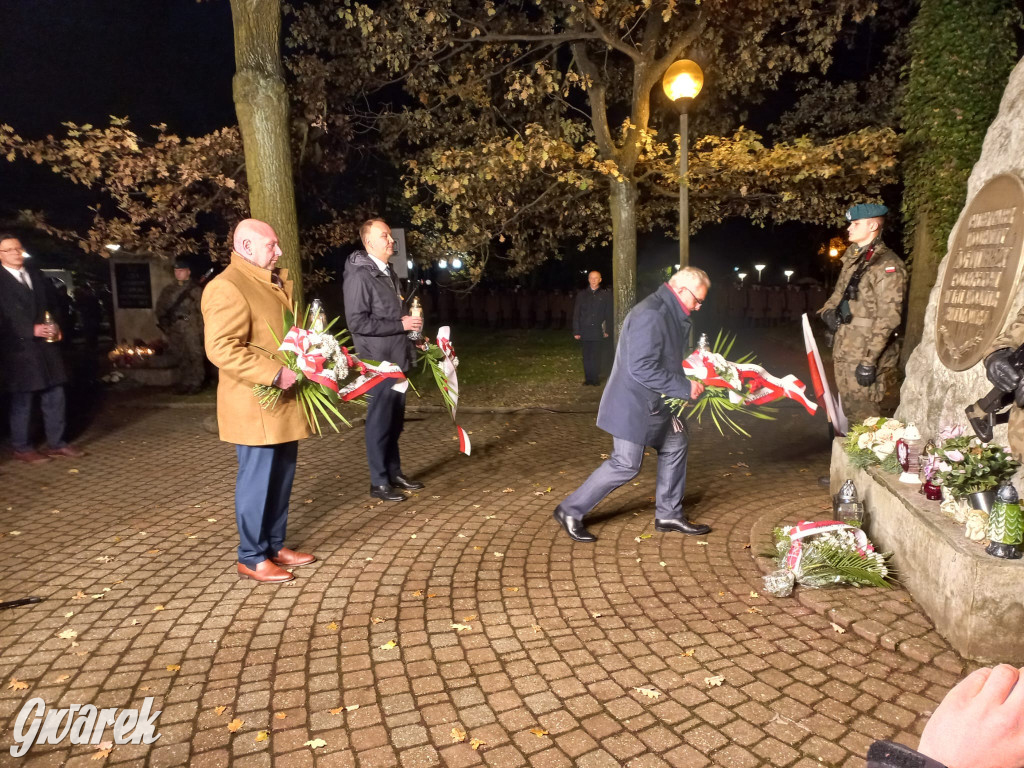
[286, 0, 898, 325]
[900, 0, 1018, 360]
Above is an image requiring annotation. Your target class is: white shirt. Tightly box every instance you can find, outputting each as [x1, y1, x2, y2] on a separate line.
[3, 265, 32, 290]
[367, 253, 390, 274]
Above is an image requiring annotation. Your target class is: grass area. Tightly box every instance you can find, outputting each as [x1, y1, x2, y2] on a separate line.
[404, 327, 597, 410]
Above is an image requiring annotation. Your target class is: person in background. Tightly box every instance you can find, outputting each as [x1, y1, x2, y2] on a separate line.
[573, 270, 613, 386]
[0, 235, 84, 463]
[156, 258, 206, 395]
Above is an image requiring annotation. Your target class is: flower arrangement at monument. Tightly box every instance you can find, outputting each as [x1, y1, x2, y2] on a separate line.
[842, 417, 905, 471]
[414, 326, 471, 455]
[926, 425, 1019, 498]
[666, 332, 816, 436]
[766, 520, 896, 595]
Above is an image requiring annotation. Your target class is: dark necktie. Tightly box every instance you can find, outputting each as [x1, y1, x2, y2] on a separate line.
[386, 265, 401, 299]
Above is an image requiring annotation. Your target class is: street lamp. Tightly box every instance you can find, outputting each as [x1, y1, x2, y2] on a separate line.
[754, 263, 766, 283]
[104, 243, 121, 252]
[451, 257, 463, 270]
[662, 59, 704, 270]
[784, 269, 794, 283]
[438, 258, 448, 269]
[737, 272, 747, 284]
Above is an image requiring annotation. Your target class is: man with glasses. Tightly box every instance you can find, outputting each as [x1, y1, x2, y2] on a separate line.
[553, 266, 712, 542]
[0, 235, 84, 463]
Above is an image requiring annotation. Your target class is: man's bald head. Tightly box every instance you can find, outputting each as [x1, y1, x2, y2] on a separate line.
[588, 271, 602, 290]
[233, 219, 282, 269]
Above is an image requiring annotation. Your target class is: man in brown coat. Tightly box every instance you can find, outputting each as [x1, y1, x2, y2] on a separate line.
[202, 219, 315, 583]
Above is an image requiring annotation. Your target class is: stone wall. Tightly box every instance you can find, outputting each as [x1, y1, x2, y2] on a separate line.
[897, 57, 1024, 441]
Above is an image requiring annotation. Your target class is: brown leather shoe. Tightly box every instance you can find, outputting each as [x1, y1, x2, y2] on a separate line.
[237, 560, 295, 583]
[45, 445, 85, 458]
[270, 548, 315, 567]
[13, 450, 51, 464]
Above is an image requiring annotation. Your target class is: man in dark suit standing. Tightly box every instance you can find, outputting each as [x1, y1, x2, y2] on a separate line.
[573, 270, 613, 385]
[0, 235, 84, 463]
[554, 266, 711, 542]
[344, 219, 425, 502]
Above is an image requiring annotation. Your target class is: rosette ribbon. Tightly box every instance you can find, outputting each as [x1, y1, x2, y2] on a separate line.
[782, 520, 873, 578]
[278, 327, 339, 393]
[682, 349, 817, 415]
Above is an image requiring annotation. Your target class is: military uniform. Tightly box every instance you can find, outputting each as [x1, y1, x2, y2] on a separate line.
[820, 237, 906, 422]
[157, 276, 206, 393]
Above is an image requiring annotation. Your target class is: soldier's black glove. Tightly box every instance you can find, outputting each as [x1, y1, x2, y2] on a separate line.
[855, 363, 876, 387]
[822, 308, 840, 333]
[1015, 379, 1024, 409]
[866, 741, 947, 768]
[985, 347, 1021, 393]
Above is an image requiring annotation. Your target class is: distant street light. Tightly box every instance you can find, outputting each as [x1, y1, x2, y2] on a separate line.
[829, 247, 839, 258]
[407, 259, 414, 270]
[784, 269, 794, 283]
[754, 263, 766, 283]
[438, 259, 449, 269]
[104, 243, 121, 252]
[737, 272, 747, 284]
[662, 59, 704, 271]
[451, 257, 463, 270]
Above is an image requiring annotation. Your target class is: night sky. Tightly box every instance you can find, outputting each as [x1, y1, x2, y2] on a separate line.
[0, 1, 841, 285]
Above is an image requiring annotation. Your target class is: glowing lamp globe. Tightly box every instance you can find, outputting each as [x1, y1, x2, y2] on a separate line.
[662, 60, 704, 102]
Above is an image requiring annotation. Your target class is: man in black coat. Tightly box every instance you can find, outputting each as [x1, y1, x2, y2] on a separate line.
[554, 266, 711, 542]
[573, 270, 613, 385]
[0, 236, 84, 463]
[344, 219, 425, 501]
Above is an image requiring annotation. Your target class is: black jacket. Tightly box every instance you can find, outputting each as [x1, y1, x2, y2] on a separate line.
[0, 267, 68, 393]
[343, 250, 413, 371]
[573, 287, 613, 341]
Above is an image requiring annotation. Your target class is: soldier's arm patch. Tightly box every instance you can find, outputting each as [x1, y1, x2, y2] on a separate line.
[885, 266, 896, 273]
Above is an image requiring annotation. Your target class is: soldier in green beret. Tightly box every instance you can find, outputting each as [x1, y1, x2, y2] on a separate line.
[156, 258, 206, 394]
[819, 204, 907, 423]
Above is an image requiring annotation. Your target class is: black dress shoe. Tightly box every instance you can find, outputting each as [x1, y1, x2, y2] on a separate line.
[390, 474, 425, 491]
[553, 505, 597, 542]
[370, 484, 406, 502]
[655, 518, 711, 536]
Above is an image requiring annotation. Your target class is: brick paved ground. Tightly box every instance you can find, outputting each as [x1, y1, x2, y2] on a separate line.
[0, 392, 963, 767]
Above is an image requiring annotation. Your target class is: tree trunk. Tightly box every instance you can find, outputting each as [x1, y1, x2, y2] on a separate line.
[609, 177, 638, 335]
[230, 0, 302, 304]
[901, 210, 937, 369]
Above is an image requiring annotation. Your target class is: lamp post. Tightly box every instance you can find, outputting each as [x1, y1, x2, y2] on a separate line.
[662, 59, 704, 271]
[737, 272, 747, 285]
[784, 269, 794, 284]
[754, 263, 766, 283]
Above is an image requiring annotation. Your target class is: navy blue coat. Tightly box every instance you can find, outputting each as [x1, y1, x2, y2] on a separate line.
[0, 267, 67, 393]
[343, 250, 414, 372]
[596, 284, 696, 446]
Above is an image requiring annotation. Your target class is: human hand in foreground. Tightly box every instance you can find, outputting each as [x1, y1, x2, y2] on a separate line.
[277, 367, 298, 390]
[34, 323, 59, 340]
[402, 315, 424, 332]
[917, 664, 1024, 768]
[688, 380, 705, 399]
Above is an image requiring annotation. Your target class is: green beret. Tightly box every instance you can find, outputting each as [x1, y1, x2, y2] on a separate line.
[845, 203, 888, 221]
[173, 258, 191, 270]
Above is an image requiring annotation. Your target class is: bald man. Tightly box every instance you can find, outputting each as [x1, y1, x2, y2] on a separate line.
[201, 219, 315, 583]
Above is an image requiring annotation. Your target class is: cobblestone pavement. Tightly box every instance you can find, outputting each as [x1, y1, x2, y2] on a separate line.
[0, 396, 963, 767]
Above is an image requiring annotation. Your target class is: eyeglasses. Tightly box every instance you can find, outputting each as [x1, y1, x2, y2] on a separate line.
[681, 286, 704, 308]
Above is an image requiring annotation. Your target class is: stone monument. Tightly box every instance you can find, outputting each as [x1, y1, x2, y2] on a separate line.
[898, 59, 1024, 441]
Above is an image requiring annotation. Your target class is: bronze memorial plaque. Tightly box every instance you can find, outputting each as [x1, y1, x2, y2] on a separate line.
[936, 174, 1024, 371]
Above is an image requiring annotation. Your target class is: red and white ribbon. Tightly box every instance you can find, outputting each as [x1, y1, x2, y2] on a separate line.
[278, 327, 339, 392]
[682, 349, 817, 415]
[436, 326, 471, 456]
[782, 520, 873, 576]
[335, 346, 408, 402]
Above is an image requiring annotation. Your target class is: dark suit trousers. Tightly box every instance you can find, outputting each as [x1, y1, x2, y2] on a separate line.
[581, 340, 603, 384]
[8, 385, 67, 452]
[560, 431, 688, 521]
[234, 441, 298, 568]
[365, 384, 406, 486]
